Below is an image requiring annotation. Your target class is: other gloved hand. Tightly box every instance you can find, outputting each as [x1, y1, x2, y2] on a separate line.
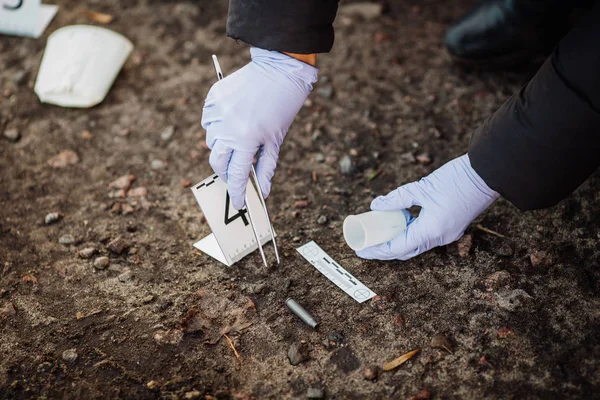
[201, 48, 318, 209]
[357, 154, 499, 260]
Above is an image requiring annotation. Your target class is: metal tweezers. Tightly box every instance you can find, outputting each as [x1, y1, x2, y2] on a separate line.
[211, 55, 280, 268]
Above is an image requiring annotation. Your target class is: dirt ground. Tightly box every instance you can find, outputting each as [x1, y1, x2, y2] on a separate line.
[1, 0, 599, 399]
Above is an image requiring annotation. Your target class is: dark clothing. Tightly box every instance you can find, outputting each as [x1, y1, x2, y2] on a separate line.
[226, 0, 600, 211]
[227, 0, 339, 54]
[470, 4, 600, 210]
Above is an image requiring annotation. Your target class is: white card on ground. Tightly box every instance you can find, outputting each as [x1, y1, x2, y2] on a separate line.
[296, 241, 376, 303]
[0, 0, 58, 38]
[191, 174, 274, 267]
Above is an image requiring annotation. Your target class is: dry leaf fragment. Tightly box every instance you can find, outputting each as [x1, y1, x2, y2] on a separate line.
[82, 11, 114, 24]
[383, 348, 419, 371]
[430, 334, 453, 353]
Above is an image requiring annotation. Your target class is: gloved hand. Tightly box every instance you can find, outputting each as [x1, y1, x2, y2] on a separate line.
[357, 154, 499, 260]
[201, 48, 318, 209]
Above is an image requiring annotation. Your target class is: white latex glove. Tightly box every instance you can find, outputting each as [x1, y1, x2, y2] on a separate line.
[357, 154, 499, 260]
[201, 48, 318, 209]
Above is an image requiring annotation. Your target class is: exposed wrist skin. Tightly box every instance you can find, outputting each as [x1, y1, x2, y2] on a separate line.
[282, 52, 317, 66]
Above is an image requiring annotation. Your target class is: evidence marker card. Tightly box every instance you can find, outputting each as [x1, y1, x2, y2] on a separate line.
[296, 241, 376, 303]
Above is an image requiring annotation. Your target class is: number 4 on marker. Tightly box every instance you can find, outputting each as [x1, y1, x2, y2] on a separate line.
[224, 192, 249, 226]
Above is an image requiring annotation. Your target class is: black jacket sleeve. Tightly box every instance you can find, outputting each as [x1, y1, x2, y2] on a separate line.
[227, 0, 339, 54]
[469, 4, 600, 211]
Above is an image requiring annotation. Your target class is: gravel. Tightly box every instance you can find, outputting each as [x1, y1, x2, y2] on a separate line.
[339, 155, 355, 175]
[62, 349, 78, 363]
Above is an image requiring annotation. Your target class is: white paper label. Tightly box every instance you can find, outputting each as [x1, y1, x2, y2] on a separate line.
[297, 241, 377, 303]
[0, 0, 58, 38]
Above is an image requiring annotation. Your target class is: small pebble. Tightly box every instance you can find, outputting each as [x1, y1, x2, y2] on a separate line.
[288, 342, 310, 365]
[109, 174, 136, 190]
[0, 302, 16, 318]
[108, 238, 130, 254]
[457, 234, 472, 258]
[93, 256, 110, 270]
[146, 381, 160, 390]
[160, 125, 176, 141]
[3, 128, 20, 142]
[317, 215, 327, 225]
[79, 247, 97, 259]
[48, 150, 79, 168]
[363, 366, 379, 381]
[416, 153, 432, 165]
[142, 295, 155, 304]
[315, 153, 325, 163]
[44, 212, 62, 225]
[127, 187, 147, 197]
[62, 348, 78, 363]
[118, 269, 134, 282]
[59, 234, 75, 245]
[307, 387, 324, 399]
[184, 391, 201, 399]
[294, 200, 309, 208]
[13, 70, 28, 85]
[317, 85, 333, 99]
[339, 155, 355, 175]
[151, 159, 167, 170]
[292, 236, 301, 242]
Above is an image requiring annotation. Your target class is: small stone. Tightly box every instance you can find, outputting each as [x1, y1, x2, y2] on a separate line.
[118, 269, 133, 282]
[142, 295, 154, 304]
[182, 180, 192, 188]
[154, 328, 184, 345]
[497, 326, 514, 338]
[151, 159, 167, 170]
[323, 331, 345, 350]
[288, 342, 310, 365]
[13, 70, 28, 85]
[160, 125, 176, 141]
[349, 148, 359, 157]
[363, 366, 379, 381]
[79, 247, 97, 259]
[62, 348, 78, 363]
[44, 212, 62, 225]
[495, 243, 514, 257]
[48, 150, 79, 168]
[484, 270, 511, 292]
[146, 380, 160, 390]
[3, 128, 20, 142]
[108, 238, 130, 254]
[317, 215, 327, 225]
[93, 256, 110, 270]
[430, 334, 452, 353]
[80, 129, 93, 140]
[339, 155, 355, 175]
[325, 156, 338, 164]
[294, 200, 309, 208]
[127, 187, 147, 197]
[457, 234, 473, 258]
[315, 153, 325, 163]
[530, 250, 553, 267]
[306, 388, 324, 399]
[122, 204, 135, 215]
[317, 85, 333, 99]
[59, 234, 75, 245]
[37, 362, 52, 373]
[109, 174, 136, 191]
[409, 387, 431, 400]
[0, 302, 16, 318]
[292, 236, 301, 242]
[311, 130, 322, 141]
[184, 390, 201, 399]
[416, 153, 432, 165]
[399, 152, 416, 165]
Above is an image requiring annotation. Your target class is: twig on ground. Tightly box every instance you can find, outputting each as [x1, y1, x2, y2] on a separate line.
[475, 224, 508, 239]
[224, 333, 242, 361]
